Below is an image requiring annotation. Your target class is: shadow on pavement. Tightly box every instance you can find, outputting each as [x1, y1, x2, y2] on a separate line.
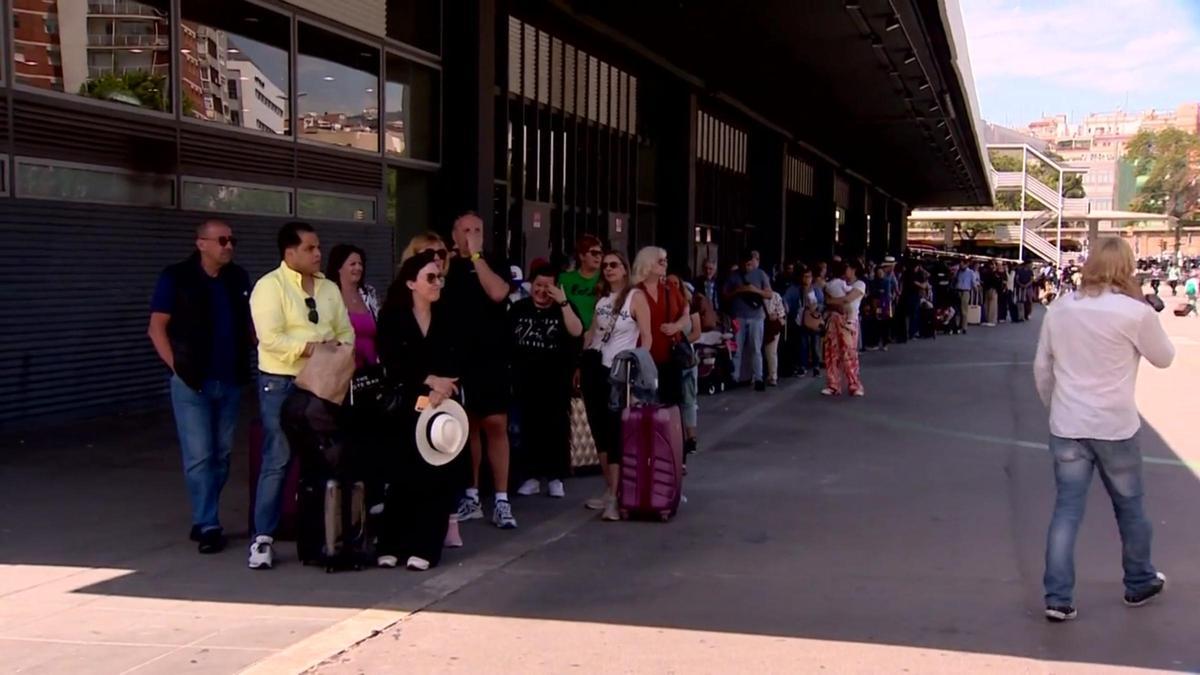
[2, 307, 1197, 672]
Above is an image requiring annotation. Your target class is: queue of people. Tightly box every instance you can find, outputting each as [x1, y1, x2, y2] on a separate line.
[149, 217, 1039, 571]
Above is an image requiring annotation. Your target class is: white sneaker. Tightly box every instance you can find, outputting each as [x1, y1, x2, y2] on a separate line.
[406, 556, 431, 571]
[820, 388, 838, 396]
[456, 495, 484, 521]
[517, 478, 541, 496]
[585, 493, 608, 510]
[377, 555, 398, 568]
[492, 499, 518, 529]
[247, 535, 274, 570]
[548, 480, 566, 498]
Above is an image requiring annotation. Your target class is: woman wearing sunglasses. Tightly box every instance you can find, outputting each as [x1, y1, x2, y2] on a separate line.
[374, 250, 462, 571]
[578, 251, 652, 521]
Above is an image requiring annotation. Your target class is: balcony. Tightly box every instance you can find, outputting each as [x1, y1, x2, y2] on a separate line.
[87, 1, 167, 17]
[88, 63, 169, 79]
[88, 34, 169, 48]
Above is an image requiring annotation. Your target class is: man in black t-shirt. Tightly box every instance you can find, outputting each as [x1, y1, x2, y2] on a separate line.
[443, 213, 521, 529]
[511, 266, 584, 499]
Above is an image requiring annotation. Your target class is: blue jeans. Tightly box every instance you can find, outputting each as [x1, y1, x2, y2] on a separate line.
[169, 376, 241, 533]
[733, 317, 765, 383]
[254, 373, 294, 538]
[1044, 434, 1157, 606]
[680, 365, 698, 429]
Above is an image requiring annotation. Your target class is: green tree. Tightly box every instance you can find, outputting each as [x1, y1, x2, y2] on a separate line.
[1127, 128, 1200, 257]
[80, 71, 170, 113]
[1126, 128, 1199, 220]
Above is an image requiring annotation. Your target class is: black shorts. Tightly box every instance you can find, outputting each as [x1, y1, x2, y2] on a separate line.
[461, 358, 511, 418]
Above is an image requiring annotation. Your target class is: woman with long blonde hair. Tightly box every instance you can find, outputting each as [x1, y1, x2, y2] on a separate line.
[631, 247, 691, 405]
[1033, 235, 1174, 623]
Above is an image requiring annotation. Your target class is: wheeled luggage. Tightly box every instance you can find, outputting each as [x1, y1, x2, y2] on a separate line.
[618, 405, 684, 522]
[296, 477, 371, 572]
[281, 389, 370, 572]
[1174, 303, 1190, 317]
[966, 304, 982, 325]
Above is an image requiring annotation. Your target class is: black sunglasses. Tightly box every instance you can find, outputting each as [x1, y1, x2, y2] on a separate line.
[304, 297, 318, 324]
[424, 272, 445, 285]
[603, 261, 623, 270]
[423, 248, 449, 260]
[586, 248, 604, 257]
[201, 235, 237, 248]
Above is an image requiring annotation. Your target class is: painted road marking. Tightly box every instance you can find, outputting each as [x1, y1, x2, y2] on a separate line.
[827, 408, 1198, 471]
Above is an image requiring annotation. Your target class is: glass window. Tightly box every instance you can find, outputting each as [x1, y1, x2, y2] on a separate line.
[386, 0, 440, 55]
[13, 1, 173, 113]
[385, 53, 439, 161]
[179, 0, 290, 134]
[298, 23, 380, 152]
[16, 159, 174, 206]
[298, 190, 376, 222]
[0, 157, 9, 196]
[182, 178, 292, 215]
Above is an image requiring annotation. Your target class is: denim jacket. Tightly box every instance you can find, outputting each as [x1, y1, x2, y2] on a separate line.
[608, 348, 659, 410]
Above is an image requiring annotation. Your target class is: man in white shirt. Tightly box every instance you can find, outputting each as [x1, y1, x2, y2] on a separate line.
[954, 260, 980, 334]
[1033, 237, 1174, 623]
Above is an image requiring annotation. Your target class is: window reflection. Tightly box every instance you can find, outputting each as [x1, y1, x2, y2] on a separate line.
[385, 53, 439, 161]
[297, 23, 380, 152]
[180, 0, 290, 135]
[12, 0, 173, 112]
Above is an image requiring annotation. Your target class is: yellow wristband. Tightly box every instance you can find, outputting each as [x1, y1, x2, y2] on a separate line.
[470, 252, 482, 262]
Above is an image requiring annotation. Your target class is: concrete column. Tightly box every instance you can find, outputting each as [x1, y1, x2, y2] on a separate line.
[750, 132, 786, 272]
[442, 0, 497, 243]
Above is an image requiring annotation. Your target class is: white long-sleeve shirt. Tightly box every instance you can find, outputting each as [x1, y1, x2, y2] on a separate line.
[1033, 290, 1175, 440]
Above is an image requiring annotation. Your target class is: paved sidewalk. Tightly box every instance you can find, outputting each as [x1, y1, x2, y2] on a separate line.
[3, 305, 1197, 674]
[320, 307, 1200, 673]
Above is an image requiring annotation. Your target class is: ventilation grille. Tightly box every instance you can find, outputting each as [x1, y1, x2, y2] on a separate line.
[297, 146, 382, 191]
[13, 95, 176, 173]
[179, 125, 294, 183]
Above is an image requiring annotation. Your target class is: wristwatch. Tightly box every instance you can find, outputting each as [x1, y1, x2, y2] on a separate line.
[558, 300, 569, 307]
[470, 252, 482, 262]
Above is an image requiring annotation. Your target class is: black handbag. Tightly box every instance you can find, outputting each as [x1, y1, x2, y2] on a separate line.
[348, 365, 403, 416]
[671, 339, 698, 369]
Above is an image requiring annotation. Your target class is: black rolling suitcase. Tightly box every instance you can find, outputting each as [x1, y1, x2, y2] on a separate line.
[282, 389, 372, 572]
[918, 305, 937, 339]
[296, 476, 370, 572]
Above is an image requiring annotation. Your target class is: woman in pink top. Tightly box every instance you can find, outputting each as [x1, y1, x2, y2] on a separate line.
[327, 244, 380, 368]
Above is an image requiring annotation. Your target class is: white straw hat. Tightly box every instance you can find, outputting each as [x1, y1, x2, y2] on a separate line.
[415, 399, 469, 466]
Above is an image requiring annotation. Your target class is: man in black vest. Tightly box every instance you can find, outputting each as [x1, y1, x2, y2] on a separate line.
[148, 220, 252, 554]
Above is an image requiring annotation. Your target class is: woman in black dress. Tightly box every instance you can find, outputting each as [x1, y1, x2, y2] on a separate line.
[375, 250, 463, 571]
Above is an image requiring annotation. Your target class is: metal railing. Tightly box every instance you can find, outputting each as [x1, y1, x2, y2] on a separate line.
[87, 1, 166, 17]
[1024, 173, 1061, 212]
[1063, 197, 1089, 214]
[87, 64, 167, 78]
[1022, 226, 1060, 264]
[87, 33, 168, 47]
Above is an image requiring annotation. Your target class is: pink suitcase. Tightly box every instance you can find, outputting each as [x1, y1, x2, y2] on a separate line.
[618, 404, 684, 521]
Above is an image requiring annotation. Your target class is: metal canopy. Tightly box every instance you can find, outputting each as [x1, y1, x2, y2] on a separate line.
[551, 0, 991, 207]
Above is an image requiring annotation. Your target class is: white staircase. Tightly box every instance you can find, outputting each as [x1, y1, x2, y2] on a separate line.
[987, 144, 1087, 265]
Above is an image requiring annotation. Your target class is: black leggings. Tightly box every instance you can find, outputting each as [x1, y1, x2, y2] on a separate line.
[579, 352, 621, 465]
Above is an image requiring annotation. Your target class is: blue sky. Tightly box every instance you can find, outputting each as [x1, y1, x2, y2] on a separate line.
[960, 0, 1200, 127]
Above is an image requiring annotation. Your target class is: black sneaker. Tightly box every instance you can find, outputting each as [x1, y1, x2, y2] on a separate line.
[1044, 605, 1078, 622]
[197, 528, 227, 555]
[811, 368, 821, 378]
[1124, 572, 1167, 607]
[189, 525, 202, 542]
[754, 380, 766, 392]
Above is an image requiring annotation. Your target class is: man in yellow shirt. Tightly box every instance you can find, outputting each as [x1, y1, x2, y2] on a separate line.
[247, 221, 354, 570]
